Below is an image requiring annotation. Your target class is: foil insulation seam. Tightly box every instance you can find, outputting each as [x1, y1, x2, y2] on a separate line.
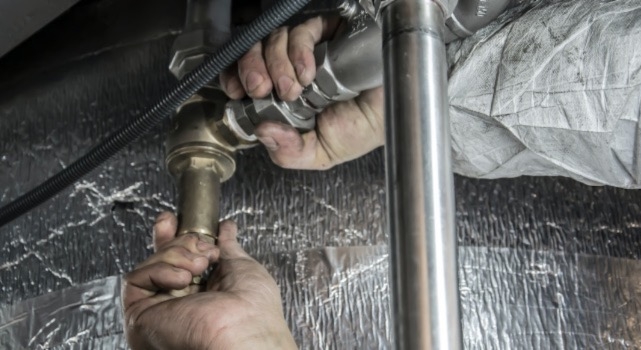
[2, 247, 641, 349]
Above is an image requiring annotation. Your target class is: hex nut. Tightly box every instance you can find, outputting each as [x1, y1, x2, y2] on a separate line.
[313, 42, 359, 101]
[252, 93, 315, 131]
[169, 29, 217, 79]
[286, 97, 318, 120]
[231, 100, 256, 136]
[302, 82, 331, 110]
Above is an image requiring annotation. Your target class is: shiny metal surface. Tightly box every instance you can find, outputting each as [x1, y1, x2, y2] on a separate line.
[170, 159, 223, 237]
[383, 1, 460, 349]
[165, 89, 239, 238]
[227, 93, 319, 138]
[316, 10, 382, 98]
[169, 0, 232, 79]
[444, 0, 514, 42]
[5, 247, 641, 349]
[225, 2, 383, 139]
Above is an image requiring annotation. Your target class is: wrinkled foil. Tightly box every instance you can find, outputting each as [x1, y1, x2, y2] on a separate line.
[2, 247, 641, 349]
[448, 0, 641, 188]
[1, 0, 641, 348]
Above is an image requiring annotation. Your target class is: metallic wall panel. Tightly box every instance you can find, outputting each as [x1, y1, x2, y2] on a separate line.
[0, 33, 638, 303]
[2, 247, 641, 349]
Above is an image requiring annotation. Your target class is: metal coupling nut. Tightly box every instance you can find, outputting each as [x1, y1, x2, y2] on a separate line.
[224, 93, 318, 141]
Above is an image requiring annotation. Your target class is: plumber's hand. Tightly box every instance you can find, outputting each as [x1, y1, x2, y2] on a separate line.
[122, 212, 297, 350]
[221, 16, 384, 170]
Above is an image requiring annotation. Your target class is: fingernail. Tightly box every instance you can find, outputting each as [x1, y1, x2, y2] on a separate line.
[246, 72, 263, 92]
[295, 64, 306, 81]
[277, 76, 294, 96]
[197, 240, 215, 251]
[258, 136, 278, 151]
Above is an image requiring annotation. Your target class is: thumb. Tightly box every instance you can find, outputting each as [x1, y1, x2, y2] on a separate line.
[255, 87, 385, 170]
[217, 220, 251, 259]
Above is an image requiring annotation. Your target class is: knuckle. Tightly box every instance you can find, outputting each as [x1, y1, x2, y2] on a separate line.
[182, 234, 200, 245]
[267, 27, 288, 45]
[238, 52, 263, 70]
[251, 83, 272, 98]
[266, 60, 290, 74]
[123, 270, 137, 282]
[165, 246, 192, 260]
[287, 45, 305, 61]
[174, 267, 193, 281]
[219, 71, 231, 85]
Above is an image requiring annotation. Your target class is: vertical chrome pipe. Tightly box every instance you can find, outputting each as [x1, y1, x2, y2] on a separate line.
[382, 0, 461, 349]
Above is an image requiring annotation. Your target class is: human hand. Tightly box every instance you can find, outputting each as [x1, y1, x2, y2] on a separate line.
[122, 212, 297, 350]
[221, 16, 385, 170]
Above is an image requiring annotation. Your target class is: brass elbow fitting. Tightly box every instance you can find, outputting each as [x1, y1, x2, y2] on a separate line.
[165, 87, 254, 238]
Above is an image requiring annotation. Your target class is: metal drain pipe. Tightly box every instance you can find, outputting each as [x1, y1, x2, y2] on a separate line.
[382, 0, 461, 349]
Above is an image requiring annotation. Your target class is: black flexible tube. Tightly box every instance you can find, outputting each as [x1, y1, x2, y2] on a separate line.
[0, 0, 311, 227]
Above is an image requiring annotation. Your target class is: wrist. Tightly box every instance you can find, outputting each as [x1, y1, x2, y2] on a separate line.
[211, 317, 297, 350]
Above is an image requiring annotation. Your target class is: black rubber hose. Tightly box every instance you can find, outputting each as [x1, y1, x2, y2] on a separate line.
[0, 0, 311, 227]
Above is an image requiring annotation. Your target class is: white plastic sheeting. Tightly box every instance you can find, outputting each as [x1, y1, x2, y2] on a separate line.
[449, 0, 641, 188]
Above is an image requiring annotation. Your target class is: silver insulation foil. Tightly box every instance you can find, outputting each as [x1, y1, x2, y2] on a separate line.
[1, 0, 641, 348]
[448, 0, 641, 188]
[2, 247, 641, 349]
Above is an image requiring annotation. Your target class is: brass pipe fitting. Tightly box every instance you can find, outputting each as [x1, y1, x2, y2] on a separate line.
[165, 88, 253, 240]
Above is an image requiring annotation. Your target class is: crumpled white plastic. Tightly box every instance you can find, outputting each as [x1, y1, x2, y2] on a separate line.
[448, 0, 640, 188]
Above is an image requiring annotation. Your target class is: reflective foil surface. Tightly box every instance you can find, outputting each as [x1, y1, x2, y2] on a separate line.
[1, 0, 641, 348]
[2, 248, 641, 348]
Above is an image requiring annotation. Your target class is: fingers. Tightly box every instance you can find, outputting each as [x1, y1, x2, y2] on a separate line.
[123, 232, 220, 311]
[237, 42, 273, 98]
[255, 122, 327, 169]
[138, 234, 219, 274]
[122, 262, 192, 309]
[222, 16, 339, 101]
[220, 63, 245, 100]
[208, 221, 280, 304]
[287, 16, 335, 87]
[153, 212, 177, 252]
[264, 27, 303, 101]
[217, 220, 251, 260]
[255, 87, 385, 170]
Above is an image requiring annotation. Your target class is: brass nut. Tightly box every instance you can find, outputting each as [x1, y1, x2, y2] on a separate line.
[166, 147, 236, 182]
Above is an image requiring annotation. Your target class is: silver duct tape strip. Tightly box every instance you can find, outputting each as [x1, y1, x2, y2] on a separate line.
[0, 277, 125, 349]
[2, 247, 641, 349]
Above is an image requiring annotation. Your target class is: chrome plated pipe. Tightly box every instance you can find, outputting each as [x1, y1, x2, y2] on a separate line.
[382, 0, 461, 349]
